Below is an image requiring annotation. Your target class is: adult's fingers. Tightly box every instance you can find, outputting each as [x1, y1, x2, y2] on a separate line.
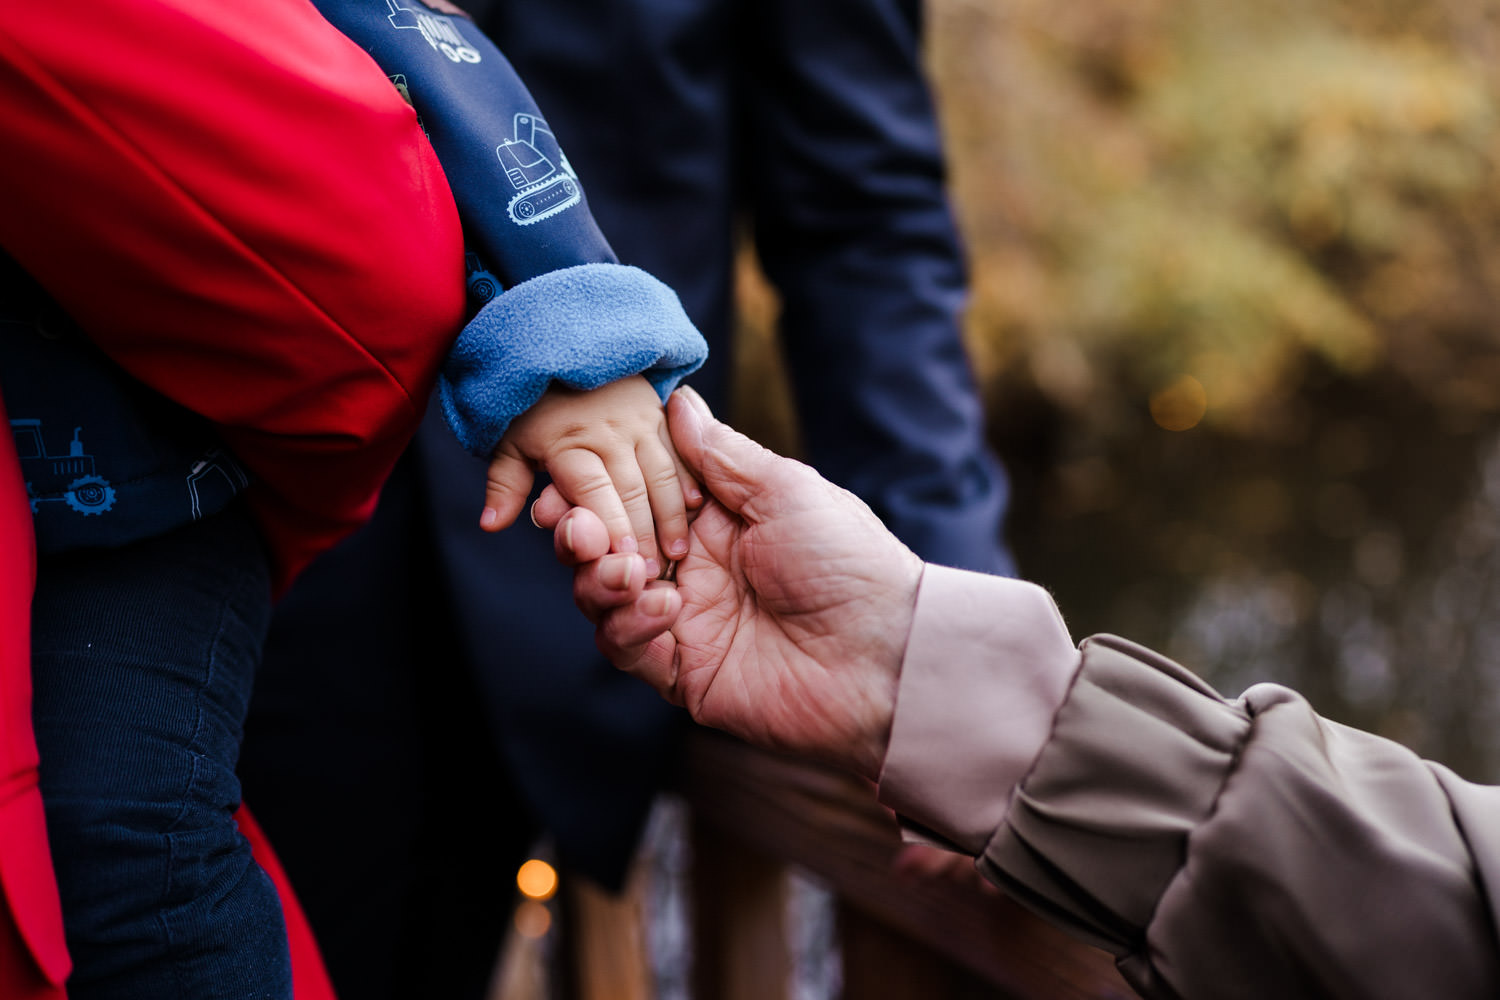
[667, 386, 796, 521]
[530, 483, 569, 529]
[558, 506, 654, 623]
[568, 560, 683, 699]
[594, 584, 684, 699]
[662, 419, 704, 513]
[570, 551, 650, 619]
[551, 506, 610, 567]
[481, 446, 535, 532]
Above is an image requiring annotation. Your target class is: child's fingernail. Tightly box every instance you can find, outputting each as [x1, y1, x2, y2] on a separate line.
[618, 536, 638, 554]
[667, 539, 688, 558]
[644, 558, 661, 579]
[480, 507, 499, 529]
[529, 501, 543, 528]
[564, 517, 573, 553]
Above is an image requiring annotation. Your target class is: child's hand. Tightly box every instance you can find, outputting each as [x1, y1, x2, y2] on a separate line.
[479, 375, 700, 572]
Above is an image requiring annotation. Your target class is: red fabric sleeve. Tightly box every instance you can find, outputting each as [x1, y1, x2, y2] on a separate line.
[0, 396, 69, 998]
[0, 0, 467, 589]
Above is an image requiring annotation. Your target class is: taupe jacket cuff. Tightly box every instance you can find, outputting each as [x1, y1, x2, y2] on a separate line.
[876, 565, 1080, 854]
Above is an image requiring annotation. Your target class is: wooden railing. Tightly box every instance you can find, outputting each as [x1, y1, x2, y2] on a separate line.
[540, 727, 1135, 1000]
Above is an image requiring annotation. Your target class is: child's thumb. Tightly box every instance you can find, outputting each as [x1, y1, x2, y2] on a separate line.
[481, 447, 535, 531]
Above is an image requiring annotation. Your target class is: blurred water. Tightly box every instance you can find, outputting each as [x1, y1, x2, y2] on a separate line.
[641, 798, 840, 1000]
[1000, 373, 1500, 782]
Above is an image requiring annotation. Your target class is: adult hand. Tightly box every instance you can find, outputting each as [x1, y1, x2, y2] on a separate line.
[536, 386, 924, 780]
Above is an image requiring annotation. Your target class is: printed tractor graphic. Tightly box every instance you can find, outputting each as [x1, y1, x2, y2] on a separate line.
[465, 252, 499, 305]
[496, 114, 581, 226]
[10, 420, 116, 516]
[386, 0, 481, 63]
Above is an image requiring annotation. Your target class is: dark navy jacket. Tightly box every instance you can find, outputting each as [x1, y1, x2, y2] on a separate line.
[479, 0, 1012, 571]
[308, 0, 706, 461]
[468, 0, 1016, 869]
[0, 257, 251, 555]
[247, 0, 1013, 921]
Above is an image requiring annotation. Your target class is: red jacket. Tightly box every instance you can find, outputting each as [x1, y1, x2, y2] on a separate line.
[0, 1, 468, 994]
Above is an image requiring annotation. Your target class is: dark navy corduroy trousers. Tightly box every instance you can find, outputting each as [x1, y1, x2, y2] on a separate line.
[29, 502, 289, 1000]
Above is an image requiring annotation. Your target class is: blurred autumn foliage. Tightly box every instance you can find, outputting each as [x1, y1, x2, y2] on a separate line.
[735, 0, 1500, 778]
[935, 0, 1500, 429]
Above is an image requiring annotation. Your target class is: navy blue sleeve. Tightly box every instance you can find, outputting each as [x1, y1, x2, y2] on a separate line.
[743, 0, 1014, 576]
[312, 0, 615, 284]
[311, 0, 706, 455]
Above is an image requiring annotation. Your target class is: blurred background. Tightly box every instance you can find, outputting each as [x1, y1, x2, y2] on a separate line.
[738, 0, 1500, 783]
[497, 2, 1500, 996]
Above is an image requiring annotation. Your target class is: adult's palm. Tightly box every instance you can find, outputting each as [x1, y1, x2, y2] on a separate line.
[552, 388, 924, 779]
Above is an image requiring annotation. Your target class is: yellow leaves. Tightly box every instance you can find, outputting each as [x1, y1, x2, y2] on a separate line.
[1052, 197, 1378, 426]
[928, 0, 1500, 435]
[1151, 33, 1487, 144]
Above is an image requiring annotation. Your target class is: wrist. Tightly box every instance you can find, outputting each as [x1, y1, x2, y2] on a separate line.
[875, 569, 1080, 854]
[852, 551, 926, 781]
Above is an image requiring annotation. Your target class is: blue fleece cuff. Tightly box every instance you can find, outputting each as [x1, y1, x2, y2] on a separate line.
[439, 263, 708, 457]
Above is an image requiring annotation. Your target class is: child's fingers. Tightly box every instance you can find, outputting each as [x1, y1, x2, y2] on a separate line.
[547, 448, 642, 559]
[637, 435, 689, 561]
[482, 446, 536, 532]
[679, 459, 703, 513]
[600, 450, 662, 568]
[661, 420, 703, 514]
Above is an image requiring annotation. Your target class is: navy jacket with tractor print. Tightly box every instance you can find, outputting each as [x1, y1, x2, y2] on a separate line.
[0, 0, 706, 558]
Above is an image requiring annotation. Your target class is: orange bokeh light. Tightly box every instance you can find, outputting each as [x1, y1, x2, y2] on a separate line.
[516, 858, 558, 901]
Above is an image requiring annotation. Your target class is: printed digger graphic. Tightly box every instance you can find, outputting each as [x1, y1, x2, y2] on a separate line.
[382, 4, 581, 227]
[496, 113, 581, 225]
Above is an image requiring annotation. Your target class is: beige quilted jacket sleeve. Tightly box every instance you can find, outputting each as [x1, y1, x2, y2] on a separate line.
[879, 566, 1500, 1000]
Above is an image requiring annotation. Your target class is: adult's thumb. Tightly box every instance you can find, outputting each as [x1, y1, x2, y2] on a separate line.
[667, 386, 791, 520]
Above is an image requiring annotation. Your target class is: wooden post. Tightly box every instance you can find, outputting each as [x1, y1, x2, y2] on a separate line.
[840, 901, 1012, 1000]
[557, 866, 654, 1000]
[680, 729, 1132, 1000]
[691, 819, 791, 1000]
